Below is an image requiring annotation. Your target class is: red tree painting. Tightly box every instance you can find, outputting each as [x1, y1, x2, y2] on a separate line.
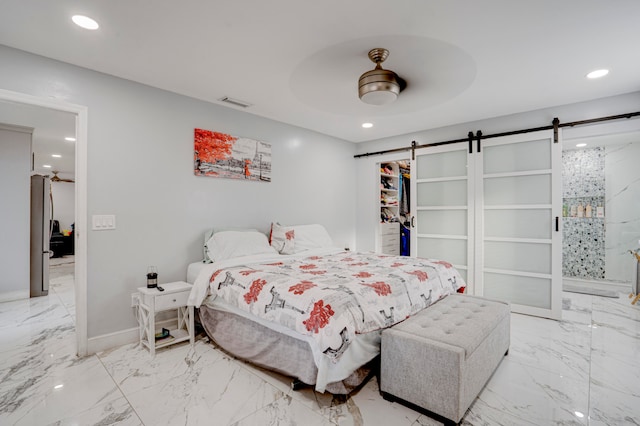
[193, 128, 272, 182]
[194, 129, 236, 175]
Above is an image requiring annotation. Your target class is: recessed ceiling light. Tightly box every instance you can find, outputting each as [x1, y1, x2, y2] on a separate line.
[362, 122, 373, 128]
[576, 143, 587, 147]
[43, 164, 52, 168]
[72, 15, 99, 30]
[52, 154, 62, 158]
[574, 411, 585, 418]
[586, 69, 609, 79]
[65, 137, 76, 142]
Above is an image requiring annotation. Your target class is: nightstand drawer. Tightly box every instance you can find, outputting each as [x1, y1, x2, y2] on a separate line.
[155, 291, 189, 311]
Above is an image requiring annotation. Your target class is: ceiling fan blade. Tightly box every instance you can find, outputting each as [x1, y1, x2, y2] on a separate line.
[50, 171, 74, 183]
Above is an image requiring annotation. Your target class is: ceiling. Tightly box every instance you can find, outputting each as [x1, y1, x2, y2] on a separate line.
[0, 100, 76, 178]
[0, 0, 639, 144]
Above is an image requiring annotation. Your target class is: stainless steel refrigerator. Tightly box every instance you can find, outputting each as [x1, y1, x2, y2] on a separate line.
[30, 174, 50, 297]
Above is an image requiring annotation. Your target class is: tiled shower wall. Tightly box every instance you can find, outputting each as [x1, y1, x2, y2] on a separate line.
[562, 147, 606, 279]
[604, 141, 640, 283]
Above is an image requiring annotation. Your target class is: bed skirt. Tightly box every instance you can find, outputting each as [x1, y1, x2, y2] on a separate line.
[198, 304, 376, 394]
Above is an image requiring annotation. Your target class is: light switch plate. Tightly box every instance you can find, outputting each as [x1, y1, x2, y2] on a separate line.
[92, 214, 116, 230]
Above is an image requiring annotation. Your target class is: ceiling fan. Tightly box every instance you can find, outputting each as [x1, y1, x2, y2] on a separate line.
[51, 170, 75, 183]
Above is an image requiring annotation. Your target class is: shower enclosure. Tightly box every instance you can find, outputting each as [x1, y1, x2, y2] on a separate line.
[562, 127, 640, 292]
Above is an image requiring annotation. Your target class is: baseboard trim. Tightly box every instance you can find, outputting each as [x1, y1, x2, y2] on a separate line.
[0, 290, 30, 303]
[86, 318, 177, 355]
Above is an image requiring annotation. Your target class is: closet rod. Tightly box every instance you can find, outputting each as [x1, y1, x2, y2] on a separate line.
[354, 111, 640, 159]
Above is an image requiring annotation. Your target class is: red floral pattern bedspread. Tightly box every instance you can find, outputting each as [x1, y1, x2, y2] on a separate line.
[207, 251, 465, 361]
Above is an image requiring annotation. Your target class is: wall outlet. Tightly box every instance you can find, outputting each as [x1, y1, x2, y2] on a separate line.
[131, 292, 140, 307]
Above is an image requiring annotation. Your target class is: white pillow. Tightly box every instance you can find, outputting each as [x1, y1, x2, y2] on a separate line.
[269, 223, 296, 254]
[288, 224, 334, 253]
[205, 230, 276, 262]
[203, 228, 259, 262]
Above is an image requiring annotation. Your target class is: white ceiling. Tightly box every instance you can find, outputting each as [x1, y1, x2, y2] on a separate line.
[0, 100, 76, 177]
[1, 0, 639, 144]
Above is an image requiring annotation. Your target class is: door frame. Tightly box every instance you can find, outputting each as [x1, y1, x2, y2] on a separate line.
[0, 88, 89, 356]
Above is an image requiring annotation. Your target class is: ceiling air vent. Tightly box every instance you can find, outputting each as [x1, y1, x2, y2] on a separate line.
[218, 96, 252, 108]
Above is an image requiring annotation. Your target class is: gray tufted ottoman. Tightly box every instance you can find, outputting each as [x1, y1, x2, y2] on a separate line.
[380, 294, 510, 424]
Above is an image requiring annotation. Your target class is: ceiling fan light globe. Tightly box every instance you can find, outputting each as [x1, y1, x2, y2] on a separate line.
[360, 90, 398, 106]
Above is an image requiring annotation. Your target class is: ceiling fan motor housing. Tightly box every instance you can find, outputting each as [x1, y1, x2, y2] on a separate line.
[358, 68, 401, 105]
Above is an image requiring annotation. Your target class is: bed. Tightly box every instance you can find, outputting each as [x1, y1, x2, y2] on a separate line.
[187, 224, 465, 394]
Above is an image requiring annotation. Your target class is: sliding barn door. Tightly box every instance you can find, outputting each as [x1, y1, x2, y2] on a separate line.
[411, 144, 475, 289]
[476, 130, 562, 319]
[411, 129, 562, 319]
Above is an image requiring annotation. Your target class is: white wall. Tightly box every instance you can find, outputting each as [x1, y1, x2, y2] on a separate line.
[51, 181, 74, 232]
[0, 124, 32, 301]
[355, 92, 640, 252]
[0, 45, 357, 339]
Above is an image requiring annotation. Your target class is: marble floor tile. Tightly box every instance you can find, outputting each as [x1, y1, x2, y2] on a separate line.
[283, 376, 422, 426]
[97, 337, 222, 395]
[43, 396, 142, 426]
[561, 291, 593, 325]
[0, 354, 124, 426]
[48, 257, 74, 281]
[0, 309, 74, 355]
[125, 352, 287, 426]
[590, 348, 640, 399]
[233, 358, 295, 397]
[589, 381, 640, 426]
[0, 296, 70, 334]
[346, 377, 422, 426]
[50, 279, 76, 313]
[592, 294, 640, 322]
[3, 285, 640, 425]
[591, 310, 640, 360]
[508, 312, 592, 381]
[462, 358, 589, 426]
[230, 394, 329, 426]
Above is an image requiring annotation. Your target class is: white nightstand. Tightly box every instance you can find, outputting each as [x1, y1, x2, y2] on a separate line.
[137, 281, 194, 356]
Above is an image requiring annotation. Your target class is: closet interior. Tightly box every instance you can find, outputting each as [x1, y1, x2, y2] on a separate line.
[378, 160, 411, 256]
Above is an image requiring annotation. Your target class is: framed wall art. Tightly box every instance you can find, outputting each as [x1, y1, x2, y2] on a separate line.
[194, 128, 271, 182]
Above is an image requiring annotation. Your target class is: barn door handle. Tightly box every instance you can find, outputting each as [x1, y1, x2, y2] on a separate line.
[555, 216, 559, 232]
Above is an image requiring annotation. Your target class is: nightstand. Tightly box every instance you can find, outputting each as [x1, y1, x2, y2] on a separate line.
[137, 281, 194, 356]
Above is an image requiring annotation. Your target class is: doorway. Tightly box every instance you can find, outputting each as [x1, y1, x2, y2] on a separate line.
[0, 88, 88, 356]
[561, 125, 640, 294]
[377, 159, 411, 256]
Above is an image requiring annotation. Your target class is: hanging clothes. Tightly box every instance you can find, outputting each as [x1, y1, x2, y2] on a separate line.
[400, 172, 410, 217]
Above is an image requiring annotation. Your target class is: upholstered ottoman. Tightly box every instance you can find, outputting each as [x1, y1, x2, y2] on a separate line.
[380, 294, 510, 424]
